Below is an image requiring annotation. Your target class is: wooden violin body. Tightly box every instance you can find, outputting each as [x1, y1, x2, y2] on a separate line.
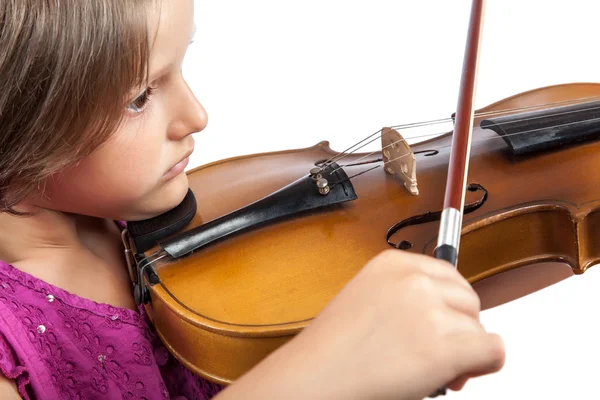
[123, 82, 600, 384]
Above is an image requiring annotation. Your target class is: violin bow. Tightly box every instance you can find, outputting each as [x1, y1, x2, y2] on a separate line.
[435, 0, 484, 269]
[429, 0, 485, 397]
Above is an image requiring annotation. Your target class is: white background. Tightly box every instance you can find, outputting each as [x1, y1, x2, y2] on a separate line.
[185, 1, 600, 398]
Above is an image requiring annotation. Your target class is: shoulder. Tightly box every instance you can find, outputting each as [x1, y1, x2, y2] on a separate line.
[0, 375, 21, 400]
[0, 261, 37, 398]
[0, 259, 222, 399]
[0, 316, 32, 400]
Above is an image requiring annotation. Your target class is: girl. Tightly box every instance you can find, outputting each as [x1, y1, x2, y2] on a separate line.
[0, 1, 505, 399]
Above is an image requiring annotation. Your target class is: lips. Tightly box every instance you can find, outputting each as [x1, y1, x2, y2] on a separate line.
[163, 146, 194, 179]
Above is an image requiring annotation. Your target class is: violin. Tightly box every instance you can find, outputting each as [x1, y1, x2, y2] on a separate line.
[121, 80, 600, 385]
[120, 0, 600, 390]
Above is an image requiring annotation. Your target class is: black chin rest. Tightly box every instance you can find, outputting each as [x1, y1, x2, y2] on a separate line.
[125, 188, 197, 253]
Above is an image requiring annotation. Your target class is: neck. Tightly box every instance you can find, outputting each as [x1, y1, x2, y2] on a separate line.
[0, 204, 138, 310]
[0, 204, 120, 267]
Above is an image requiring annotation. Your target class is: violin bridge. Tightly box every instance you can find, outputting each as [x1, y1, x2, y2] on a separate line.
[381, 127, 418, 196]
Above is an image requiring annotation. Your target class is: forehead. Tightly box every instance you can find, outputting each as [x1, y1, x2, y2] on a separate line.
[147, 0, 195, 78]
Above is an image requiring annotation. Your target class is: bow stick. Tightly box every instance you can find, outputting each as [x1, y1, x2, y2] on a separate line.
[429, 0, 485, 397]
[435, 0, 484, 268]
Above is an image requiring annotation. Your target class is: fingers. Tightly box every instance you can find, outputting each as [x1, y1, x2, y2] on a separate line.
[421, 259, 472, 290]
[436, 280, 481, 320]
[420, 251, 502, 382]
[446, 332, 506, 382]
[378, 249, 473, 291]
[380, 250, 481, 319]
[317, 248, 506, 399]
[430, 305, 483, 342]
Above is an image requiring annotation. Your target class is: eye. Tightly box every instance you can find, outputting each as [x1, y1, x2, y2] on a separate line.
[127, 86, 156, 113]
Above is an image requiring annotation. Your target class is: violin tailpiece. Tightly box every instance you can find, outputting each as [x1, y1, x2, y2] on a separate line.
[158, 162, 358, 259]
[381, 127, 419, 195]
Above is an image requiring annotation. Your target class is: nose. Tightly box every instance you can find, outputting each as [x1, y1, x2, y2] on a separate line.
[167, 77, 208, 140]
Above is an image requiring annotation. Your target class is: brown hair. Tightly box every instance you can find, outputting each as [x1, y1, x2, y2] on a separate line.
[0, 0, 156, 214]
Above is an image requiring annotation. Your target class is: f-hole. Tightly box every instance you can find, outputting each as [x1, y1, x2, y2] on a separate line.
[386, 183, 488, 249]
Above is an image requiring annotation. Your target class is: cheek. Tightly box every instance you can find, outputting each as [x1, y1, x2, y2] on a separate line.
[37, 102, 195, 220]
[103, 148, 162, 190]
[89, 130, 164, 193]
[42, 156, 159, 215]
[42, 155, 188, 220]
[38, 120, 187, 219]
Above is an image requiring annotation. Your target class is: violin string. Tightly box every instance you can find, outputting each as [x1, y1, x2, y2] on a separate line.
[338, 165, 382, 183]
[324, 127, 387, 166]
[433, 93, 600, 122]
[329, 102, 600, 175]
[323, 98, 600, 171]
[322, 94, 600, 166]
[328, 96, 600, 167]
[466, 115, 600, 147]
[321, 94, 600, 168]
[329, 115, 600, 176]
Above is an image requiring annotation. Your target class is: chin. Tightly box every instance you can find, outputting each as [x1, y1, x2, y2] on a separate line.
[107, 173, 191, 222]
[143, 173, 191, 218]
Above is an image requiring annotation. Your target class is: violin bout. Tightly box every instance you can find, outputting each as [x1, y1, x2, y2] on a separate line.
[123, 82, 600, 385]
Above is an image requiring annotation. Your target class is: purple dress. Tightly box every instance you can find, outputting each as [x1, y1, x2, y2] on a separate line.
[0, 260, 223, 399]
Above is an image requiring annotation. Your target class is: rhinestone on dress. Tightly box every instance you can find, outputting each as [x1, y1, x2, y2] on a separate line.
[111, 314, 119, 321]
[47, 294, 55, 302]
[98, 354, 106, 363]
[37, 325, 46, 334]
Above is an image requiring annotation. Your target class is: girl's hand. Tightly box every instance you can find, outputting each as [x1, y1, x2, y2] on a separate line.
[218, 249, 505, 400]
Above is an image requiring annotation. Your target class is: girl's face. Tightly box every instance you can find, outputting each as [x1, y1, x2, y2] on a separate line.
[32, 0, 204, 221]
